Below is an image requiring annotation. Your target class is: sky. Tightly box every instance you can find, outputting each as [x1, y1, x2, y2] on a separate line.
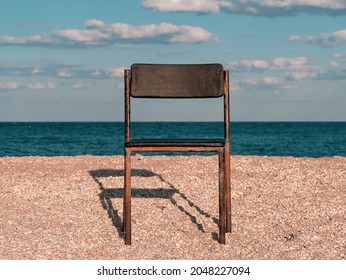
[0, 0, 346, 122]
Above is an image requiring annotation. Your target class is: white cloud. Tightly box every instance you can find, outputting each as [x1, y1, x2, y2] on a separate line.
[167, 25, 214, 43]
[1, 37, 26, 44]
[230, 55, 346, 92]
[272, 57, 306, 68]
[26, 82, 57, 90]
[0, 63, 130, 80]
[290, 29, 346, 47]
[142, 0, 346, 16]
[107, 67, 125, 77]
[0, 81, 57, 91]
[91, 70, 101, 76]
[229, 56, 325, 92]
[332, 53, 346, 65]
[54, 28, 111, 43]
[142, 0, 220, 13]
[0, 81, 20, 90]
[0, 64, 67, 77]
[0, 20, 215, 48]
[229, 59, 270, 71]
[71, 82, 92, 89]
[58, 70, 73, 77]
[333, 53, 346, 59]
[229, 81, 242, 91]
[47, 82, 57, 89]
[26, 83, 46, 90]
[229, 57, 319, 72]
[243, 79, 258, 86]
[287, 71, 317, 80]
[31, 67, 45, 74]
[262, 76, 284, 85]
[236, 76, 289, 92]
[330, 61, 338, 67]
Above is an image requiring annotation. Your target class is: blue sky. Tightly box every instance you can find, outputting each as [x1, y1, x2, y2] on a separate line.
[1, 0, 346, 121]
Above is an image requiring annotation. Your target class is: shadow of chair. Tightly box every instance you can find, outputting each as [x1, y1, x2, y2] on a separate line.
[89, 169, 219, 242]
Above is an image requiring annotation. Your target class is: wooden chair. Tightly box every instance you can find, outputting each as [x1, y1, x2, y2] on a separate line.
[123, 64, 231, 244]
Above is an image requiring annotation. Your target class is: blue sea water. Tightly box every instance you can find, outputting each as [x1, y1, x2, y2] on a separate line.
[0, 122, 345, 157]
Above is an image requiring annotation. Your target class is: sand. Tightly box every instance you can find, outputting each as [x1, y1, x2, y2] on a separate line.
[0, 155, 345, 260]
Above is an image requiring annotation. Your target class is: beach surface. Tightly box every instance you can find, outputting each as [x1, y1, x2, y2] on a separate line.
[0, 155, 345, 260]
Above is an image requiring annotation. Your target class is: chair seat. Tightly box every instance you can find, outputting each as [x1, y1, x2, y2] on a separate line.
[126, 138, 225, 147]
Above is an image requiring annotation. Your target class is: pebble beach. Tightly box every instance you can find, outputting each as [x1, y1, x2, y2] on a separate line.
[0, 155, 345, 260]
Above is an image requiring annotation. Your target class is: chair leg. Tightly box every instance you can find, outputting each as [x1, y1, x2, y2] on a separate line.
[218, 150, 226, 244]
[122, 150, 126, 233]
[225, 147, 231, 233]
[124, 149, 132, 245]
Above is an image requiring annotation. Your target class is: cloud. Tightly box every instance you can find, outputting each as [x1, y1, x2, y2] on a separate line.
[107, 67, 125, 77]
[142, 0, 220, 13]
[26, 82, 57, 90]
[316, 67, 346, 80]
[57, 70, 73, 78]
[290, 29, 346, 47]
[229, 56, 323, 92]
[331, 53, 346, 66]
[234, 76, 289, 92]
[229, 57, 319, 73]
[333, 53, 346, 60]
[231, 54, 346, 93]
[272, 57, 308, 69]
[71, 82, 92, 89]
[0, 63, 69, 77]
[47, 82, 57, 90]
[286, 71, 318, 80]
[142, 0, 346, 16]
[0, 81, 20, 90]
[0, 81, 57, 91]
[229, 59, 270, 72]
[91, 70, 101, 76]
[0, 63, 128, 80]
[262, 76, 284, 85]
[26, 83, 46, 90]
[0, 20, 215, 48]
[31, 67, 45, 74]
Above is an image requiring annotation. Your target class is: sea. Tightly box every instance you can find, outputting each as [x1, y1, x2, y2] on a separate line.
[0, 122, 345, 157]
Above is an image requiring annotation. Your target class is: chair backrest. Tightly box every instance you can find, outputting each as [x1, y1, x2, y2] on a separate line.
[124, 63, 230, 143]
[130, 64, 224, 98]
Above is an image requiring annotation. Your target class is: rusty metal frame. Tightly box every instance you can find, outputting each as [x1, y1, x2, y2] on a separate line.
[123, 67, 231, 245]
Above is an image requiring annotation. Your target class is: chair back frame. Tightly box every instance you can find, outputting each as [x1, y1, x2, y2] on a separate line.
[123, 64, 231, 245]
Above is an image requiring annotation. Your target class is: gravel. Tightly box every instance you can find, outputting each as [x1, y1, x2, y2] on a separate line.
[0, 155, 345, 260]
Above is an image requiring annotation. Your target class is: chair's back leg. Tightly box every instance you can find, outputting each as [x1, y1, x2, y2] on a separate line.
[124, 149, 132, 245]
[223, 70, 231, 233]
[218, 149, 226, 244]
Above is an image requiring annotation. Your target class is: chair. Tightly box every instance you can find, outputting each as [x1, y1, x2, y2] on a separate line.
[123, 64, 231, 245]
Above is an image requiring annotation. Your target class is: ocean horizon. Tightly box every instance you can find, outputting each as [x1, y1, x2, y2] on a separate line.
[1, 121, 345, 157]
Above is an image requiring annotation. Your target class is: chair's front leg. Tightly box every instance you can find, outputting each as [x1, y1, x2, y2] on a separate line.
[218, 149, 226, 244]
[124, 149, 132, 245]
[225, 145, 231, 233]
